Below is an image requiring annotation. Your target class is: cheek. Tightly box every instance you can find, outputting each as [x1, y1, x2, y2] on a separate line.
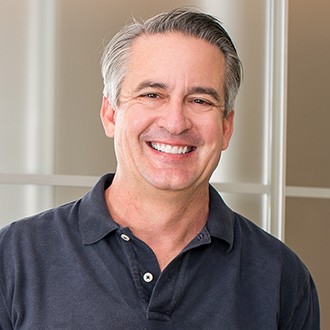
[116, 107, 156, 141]
[198, 117, 223, 146]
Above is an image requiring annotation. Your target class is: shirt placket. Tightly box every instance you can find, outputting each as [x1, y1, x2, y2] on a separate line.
[117, 227, 212, 322]
[117, 228, 160, 310]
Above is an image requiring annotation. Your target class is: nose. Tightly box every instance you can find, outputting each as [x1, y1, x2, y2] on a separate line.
[157, 99, 193, 135]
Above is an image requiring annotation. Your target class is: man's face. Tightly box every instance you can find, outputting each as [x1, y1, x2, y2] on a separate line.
[101, 32, 234, 192]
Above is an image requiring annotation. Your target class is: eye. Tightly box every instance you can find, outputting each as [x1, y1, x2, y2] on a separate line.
[193, 98, 213, 106]
[137, 91, 166, 108]
[141, 93, 160, 99]
[187, 97, 216, 111]
[186, 96, 224, 112]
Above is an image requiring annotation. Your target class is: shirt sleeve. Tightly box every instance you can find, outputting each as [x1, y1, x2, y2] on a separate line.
[287, 275, 320, 330]
[0, 226, 13, 329]
[278, 240, 320, 330]
[0, 291, 13, 330]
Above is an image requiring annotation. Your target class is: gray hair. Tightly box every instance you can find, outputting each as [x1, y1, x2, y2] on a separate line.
[101, 8, 242, 117]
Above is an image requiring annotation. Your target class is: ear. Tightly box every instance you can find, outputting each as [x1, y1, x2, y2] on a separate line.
[221, 110, 234, 151]
[100, 96, 116, 138]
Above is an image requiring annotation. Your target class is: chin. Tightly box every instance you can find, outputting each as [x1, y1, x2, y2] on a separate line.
[143, 173, 202, 193]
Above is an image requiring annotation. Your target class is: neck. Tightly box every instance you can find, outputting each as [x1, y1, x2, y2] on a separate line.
[105, 175, 210, 270]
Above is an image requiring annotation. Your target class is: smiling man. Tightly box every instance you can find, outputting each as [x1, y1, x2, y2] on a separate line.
[100, 31, 234, 270]
[0, 8, 319, 329]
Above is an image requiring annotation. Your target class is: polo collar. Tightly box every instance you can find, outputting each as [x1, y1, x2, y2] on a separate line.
[206, 185, 235, 252]
[79, 173, 235, 251]
[79, 173, 119, 245]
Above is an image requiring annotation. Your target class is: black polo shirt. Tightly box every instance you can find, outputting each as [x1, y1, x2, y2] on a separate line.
[0, 173, 319, 329]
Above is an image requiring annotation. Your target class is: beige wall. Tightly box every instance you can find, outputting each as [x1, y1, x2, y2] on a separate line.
[286, 0, 330, 327]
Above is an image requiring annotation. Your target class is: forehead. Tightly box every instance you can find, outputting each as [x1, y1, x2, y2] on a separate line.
[123, 32, 225, 93]
[130, 32, 224, 64]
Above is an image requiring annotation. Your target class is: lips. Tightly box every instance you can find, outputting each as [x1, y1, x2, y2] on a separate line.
[149, 142, 194, 154]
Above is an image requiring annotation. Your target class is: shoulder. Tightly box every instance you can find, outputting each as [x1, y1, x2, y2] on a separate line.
[0, 200, 79, 258]
[234, 212, 308, 273]
[232, 212, 312, 300]
[0, 201, 81, 326]
[0, 201, 81, 287]
[233, 212, 319, 327]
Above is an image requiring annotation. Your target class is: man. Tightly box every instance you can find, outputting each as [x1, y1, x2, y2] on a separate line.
[0, 8, 319, 329]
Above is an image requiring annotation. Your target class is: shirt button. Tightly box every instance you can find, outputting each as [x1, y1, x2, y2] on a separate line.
[143, 272, 154, 283]
[120, 234, 130, 241]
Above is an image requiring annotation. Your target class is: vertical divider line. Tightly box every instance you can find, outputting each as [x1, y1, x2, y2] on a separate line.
[269, 0, 289, 240]
[25, 0, 56, 214]
[262, 0, 274, 233]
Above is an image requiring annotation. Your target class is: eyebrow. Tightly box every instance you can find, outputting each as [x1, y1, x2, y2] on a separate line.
[187, 86, 222, 103]
[133, 80, 168, 93]
[133, 80, 222, 103]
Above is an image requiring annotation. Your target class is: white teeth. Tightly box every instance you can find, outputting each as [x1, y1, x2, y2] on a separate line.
[150, 142, 192, 154]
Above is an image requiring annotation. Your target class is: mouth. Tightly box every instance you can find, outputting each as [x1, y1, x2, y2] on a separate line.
[148, 142, 195, 155]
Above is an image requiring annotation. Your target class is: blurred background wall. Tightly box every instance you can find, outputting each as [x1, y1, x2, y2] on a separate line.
[285, 0, 330, 327]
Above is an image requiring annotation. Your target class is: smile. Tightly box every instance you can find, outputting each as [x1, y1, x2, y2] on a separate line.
[149, 142, 194, 154]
